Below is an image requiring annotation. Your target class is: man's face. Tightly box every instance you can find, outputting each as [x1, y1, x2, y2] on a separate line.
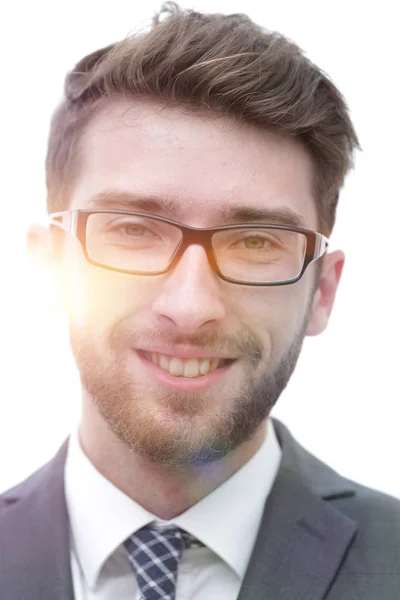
[59, 99, 327, 467]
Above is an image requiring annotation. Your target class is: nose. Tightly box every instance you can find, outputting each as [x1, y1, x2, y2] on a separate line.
[151, 244, 226, 333]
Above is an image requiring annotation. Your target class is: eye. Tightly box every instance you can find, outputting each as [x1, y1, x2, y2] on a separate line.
[238, 235, 271, 249]
[115, 223, 157, 237]
[105, 219, 162, 240]
[230, 233, 278, 251]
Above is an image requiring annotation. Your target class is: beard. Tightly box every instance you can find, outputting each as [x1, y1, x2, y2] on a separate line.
[69, 313, 309, 469]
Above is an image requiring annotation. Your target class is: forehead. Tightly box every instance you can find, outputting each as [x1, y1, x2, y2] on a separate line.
[71, 98, 318, 229]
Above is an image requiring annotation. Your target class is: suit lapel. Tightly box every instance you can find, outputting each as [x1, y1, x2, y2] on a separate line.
[0, 439, 74, 600]
[237, 419, 357, 600]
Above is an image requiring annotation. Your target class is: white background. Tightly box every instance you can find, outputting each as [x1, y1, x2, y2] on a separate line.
[0, 0, 399, 498]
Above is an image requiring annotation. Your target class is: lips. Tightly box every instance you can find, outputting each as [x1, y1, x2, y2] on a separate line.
[138, 350, 233, 378]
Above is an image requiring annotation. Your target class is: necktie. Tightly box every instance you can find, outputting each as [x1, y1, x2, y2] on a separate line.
[124, 524, 201, 600]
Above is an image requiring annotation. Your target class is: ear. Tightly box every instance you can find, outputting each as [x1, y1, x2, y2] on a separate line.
[26, 223, 65, 311]
[306, 250, 345, 336]
[27, 224, 58, 269]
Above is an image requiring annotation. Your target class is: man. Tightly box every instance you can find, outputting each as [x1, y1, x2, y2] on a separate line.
[1, 2, 399, 599]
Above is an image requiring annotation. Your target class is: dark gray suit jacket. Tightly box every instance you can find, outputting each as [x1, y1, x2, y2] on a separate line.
[1, 418, 399, 599]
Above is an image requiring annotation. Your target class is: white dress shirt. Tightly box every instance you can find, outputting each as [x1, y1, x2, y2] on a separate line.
[64, 418, 281, 600]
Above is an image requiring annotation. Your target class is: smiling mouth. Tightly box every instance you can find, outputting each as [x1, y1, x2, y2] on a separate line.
[138, 350, 235, 378]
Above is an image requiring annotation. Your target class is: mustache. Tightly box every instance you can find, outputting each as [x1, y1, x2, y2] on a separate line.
[111, 322, 263, 365]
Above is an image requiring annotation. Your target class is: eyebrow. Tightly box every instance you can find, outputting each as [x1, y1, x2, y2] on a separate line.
[216, 204, 306, 228]
[87, 190, 307, 228]
[88, 191, 178, 216]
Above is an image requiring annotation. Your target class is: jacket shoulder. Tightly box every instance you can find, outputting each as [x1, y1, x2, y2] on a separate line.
[1, 464, 48, 507]
[326, 482, 400, 598]
[331, 476, 400, 530]
[0, 438, 69, 512]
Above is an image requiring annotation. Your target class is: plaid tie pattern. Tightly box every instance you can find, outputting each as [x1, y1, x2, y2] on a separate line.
[124, 524, 202, 600]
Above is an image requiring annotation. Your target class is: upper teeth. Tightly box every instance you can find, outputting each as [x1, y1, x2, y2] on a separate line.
[151, 353, 222, 378]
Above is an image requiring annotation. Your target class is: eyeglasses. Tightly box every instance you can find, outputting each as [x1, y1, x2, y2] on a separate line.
[49, 209, 329, 286]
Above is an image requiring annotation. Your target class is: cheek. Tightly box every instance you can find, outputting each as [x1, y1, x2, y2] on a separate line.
[62, 257, 152, 331]
[244, 286, 309, 359]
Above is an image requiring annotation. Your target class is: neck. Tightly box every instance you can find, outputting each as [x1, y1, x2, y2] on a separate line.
[78, 406, 267, 520]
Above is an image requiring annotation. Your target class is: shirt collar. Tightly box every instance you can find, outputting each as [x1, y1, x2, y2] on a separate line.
[171, 417, 281, 577]
[65, 418, 281, 588]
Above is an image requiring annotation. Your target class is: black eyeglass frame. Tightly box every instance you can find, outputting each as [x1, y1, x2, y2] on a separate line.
[49, 209, 329, 287]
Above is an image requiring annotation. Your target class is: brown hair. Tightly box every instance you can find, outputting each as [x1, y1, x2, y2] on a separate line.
[46, 1, 360, 235]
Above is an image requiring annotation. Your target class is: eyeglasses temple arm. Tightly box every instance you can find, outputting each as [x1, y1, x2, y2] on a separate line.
[48, 211, 78, 235]
[314, 233, 329, 260]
